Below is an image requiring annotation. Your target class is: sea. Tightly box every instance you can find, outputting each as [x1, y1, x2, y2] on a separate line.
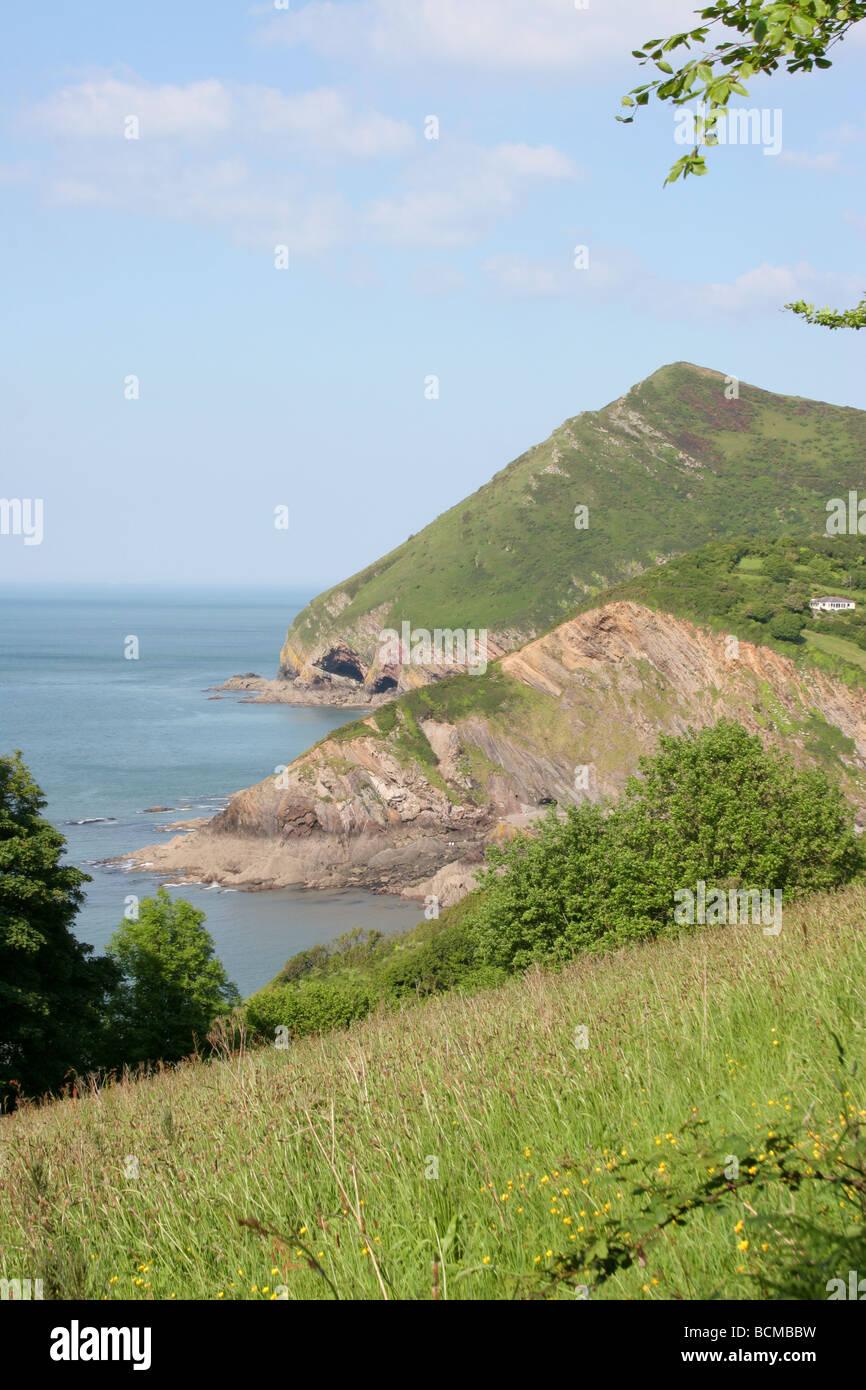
[0, 585, 422, 997]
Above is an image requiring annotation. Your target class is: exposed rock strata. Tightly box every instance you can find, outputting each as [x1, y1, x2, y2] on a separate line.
[130, 602, 866, 901]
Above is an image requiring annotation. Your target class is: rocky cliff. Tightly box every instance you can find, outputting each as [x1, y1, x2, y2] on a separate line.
[253, 362, 866, 705]
[130, 602, 866, 903]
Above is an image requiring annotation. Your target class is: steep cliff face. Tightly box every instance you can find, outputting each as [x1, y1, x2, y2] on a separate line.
[263, 362, 866, 704]
[130, 602, 866, 902]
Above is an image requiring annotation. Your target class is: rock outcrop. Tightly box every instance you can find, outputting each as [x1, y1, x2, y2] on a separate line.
[129, 602, 866, 902]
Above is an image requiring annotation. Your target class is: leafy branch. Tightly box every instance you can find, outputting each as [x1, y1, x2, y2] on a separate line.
[785, 294, 866, 328]
[617, 3, 866, 329]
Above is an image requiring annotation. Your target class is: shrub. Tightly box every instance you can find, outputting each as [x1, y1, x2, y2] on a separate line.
[377, 919, 504, 999]
[768, 610, 805, 643]
[244, 978, 374, 1043]
[742, 596, 774, 623]
[464, 720, 863, 974]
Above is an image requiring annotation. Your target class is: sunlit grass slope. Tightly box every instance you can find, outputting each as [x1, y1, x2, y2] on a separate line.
[2, 882, 864, 1301]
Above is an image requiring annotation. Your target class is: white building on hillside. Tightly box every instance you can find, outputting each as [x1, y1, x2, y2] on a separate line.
[810, 596, 856, 614]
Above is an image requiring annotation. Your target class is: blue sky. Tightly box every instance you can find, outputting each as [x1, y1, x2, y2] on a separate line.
[2, 0, 865, 587]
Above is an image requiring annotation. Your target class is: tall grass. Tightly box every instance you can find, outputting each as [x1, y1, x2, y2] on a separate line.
[1, 883, 864, 1300]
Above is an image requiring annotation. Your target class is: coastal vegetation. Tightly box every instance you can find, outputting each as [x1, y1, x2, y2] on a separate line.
[0, 752, 118, 1109]
[1, 877, 863, 1300]
[279, 363, 866, 686]
[6, 360, 866, 1299]
[241, 720, 862, 1037]
[0, 753, 238, 1108]
[4, 612, 866, 1302]
[578, 534, 866, 686]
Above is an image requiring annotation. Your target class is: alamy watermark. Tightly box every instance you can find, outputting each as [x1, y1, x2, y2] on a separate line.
[1, 1278, 43, 1300]
[0, 498, 43, 545]
[827, 1270, 866, 1299]
[673, 880, 782, 936]
[377, 622, 488, 676]
[674, 102, 782, 157]
[50, 1323, 151, 1371]
[825, 491, 866, 536]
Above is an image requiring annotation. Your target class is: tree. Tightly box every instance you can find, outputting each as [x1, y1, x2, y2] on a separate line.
[0, 751, 119, 1107]
[783, 580, 810, 611]
[618, 1, 866, 328]
[743, 595, 775, 621]
[768, 609, 806, 640]
[762, 553, 795, 583]
[466, 720, 861, 973]
[104, 889, 240, 1069]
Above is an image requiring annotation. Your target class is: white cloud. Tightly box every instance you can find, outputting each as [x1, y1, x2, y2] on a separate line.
[46, 148, 350, 255]
[678, 262, 864, 317]
[482, 253, 564, 296]
[482, 249, 865, 319]
[248, 86, 413, 156]
[28, 76, 233, 139]
[780, 149, 844, 173]
[257, 0, 699, 72]
[366, 141, 580, 246]
[25, 73, 414, 158]
[21, 73, 575, 254]
[827, 123, 865, 145]
[0, 162, 33, 184]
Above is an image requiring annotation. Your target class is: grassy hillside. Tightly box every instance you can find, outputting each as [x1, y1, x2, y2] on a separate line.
[283, 534, 866, 831]
[577, 534, 866, 688]
[2, 882, 863, 1300]
[280, 362, 866, 676]
[314, 534, 866, 774]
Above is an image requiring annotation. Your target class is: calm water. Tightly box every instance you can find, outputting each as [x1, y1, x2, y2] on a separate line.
[0, 585, 421, 996]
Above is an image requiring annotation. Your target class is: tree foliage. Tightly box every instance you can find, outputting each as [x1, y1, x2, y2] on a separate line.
[104, 888, 240, 1069]
[0, 751, 119, 1106]
[784, 294, 866, 329]
[465, 721, 862, 974]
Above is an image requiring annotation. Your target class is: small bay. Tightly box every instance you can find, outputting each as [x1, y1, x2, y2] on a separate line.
[0, 584, 421, 997]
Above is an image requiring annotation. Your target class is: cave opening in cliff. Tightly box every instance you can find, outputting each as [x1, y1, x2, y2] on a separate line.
[315, 647, 365, 682]
[370, 673, 398, 694]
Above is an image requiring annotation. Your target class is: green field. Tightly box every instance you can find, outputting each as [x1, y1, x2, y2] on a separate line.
[2, 882, 863, 1301]
[804, 629, 866, 672]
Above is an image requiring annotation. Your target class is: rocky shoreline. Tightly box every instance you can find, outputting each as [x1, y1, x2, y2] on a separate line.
[208, 673, 391, 708]
[123, 823, 490, 905]
[128, 602, 866, 913]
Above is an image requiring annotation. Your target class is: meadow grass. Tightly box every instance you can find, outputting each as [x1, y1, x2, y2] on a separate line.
[1, 882, 864, 1301]
[803, 628, 866, 673]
